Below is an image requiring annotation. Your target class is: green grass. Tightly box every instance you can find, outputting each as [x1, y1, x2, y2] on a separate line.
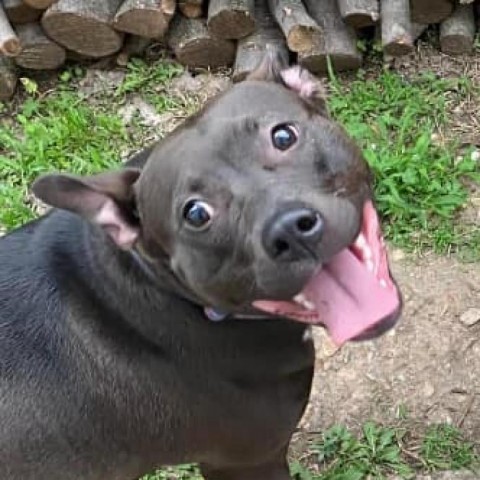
[0, 59, 183, 229]
[328, 70, 480, 256]
[140, 464, 202, 480]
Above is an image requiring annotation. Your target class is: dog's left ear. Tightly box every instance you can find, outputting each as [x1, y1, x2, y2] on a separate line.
[280, 65, 329, 117]
[246, 52, 328, 117]
[32, 168, 141, 250]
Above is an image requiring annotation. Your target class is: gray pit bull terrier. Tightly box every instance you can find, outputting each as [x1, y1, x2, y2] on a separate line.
[0, 54, 402, 480]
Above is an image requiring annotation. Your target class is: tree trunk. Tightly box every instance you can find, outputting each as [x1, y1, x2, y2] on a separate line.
[178, 0, 203, 17]
[0, 3, 21, 56]
[267, 0, 322, 53]
[167, 15, 235, 69]
[440, 3, 475, 55]
[299, 0, 362, 74]
[116, 34, 151, 65]
[41, 0, 124, 58]
[0, 56, 17, 100]
[3, 0, 42, 25]
[381, 0, 413, 56]
[113, 0, 176, 38]
[410, 0, 453, 24]
[337, 0, 379, 28]
[14, 22, 66, 69]
[233, 0, 288, 82]
[207, 0, 256, 40]
[22, 0, 58, 8]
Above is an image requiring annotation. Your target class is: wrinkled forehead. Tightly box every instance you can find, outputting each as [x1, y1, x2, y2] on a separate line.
[203, 81, 312, 120]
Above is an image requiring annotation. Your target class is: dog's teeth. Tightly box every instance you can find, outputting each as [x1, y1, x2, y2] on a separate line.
[363, 245, 372, 260]
[354, 233, 367, 249]
[294, 294, 315, 311]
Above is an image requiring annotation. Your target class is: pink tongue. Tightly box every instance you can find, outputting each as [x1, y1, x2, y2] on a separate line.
[302, 248, 399, 345]
[253, 201, 400, 346]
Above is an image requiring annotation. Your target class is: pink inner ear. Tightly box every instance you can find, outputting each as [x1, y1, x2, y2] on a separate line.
[94, 199, 138, 250]
[280, 66, 317, 99]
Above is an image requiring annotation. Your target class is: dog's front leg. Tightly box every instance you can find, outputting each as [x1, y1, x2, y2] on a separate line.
[200, 449, 291, 480]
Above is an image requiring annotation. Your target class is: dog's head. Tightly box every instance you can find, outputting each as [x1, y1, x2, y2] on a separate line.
[33, 54, 401, 345]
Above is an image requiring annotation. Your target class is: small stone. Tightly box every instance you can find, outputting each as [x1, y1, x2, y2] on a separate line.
[423, 381, 435, 398]
[390, 248, 406, 262]
[460, 308, 480, 327]
[471, 150, 480, 162]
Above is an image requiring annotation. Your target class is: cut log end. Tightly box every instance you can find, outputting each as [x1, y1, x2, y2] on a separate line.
[177, 39, 236, 69]
[338, 0, 380, 28]
[411, 0, 453, 24]
[113, 0, 175, 38]
[287, 25, 323, 53]
[381, 0, 414, 57]
[343, 12, 379, 28]
[42, 13, 124, 58]
[113, 11, 170, 38]
[179, 0, 203, 18]
[22, 0, 58, 9]
[15, 22, 66, 70]
[168, 17, 235, 69]
[2, 36, 22, 56]
[299, 50, 362, 74]
[0, 3, 22, 56]
[3, 0, 42, 25]
[440, 4, 475, 55]
[268, 0, 323, 53]
[441, 35, 474, 55]
[207, 10, 256, 40]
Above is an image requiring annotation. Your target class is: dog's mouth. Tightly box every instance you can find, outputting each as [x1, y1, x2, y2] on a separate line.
[253, 200, 402, 346]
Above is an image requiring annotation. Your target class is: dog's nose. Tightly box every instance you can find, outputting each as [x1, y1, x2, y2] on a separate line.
[263, 207, 323, 261]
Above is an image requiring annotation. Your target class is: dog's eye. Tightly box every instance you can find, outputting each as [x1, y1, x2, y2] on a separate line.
[182, 199, 214, 229]
[271, 124, 297, 151]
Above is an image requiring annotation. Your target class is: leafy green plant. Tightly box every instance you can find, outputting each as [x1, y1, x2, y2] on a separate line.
[140, 464, 203, 480]
[421, 424, 479, 472]
[328, 71, 479, 255]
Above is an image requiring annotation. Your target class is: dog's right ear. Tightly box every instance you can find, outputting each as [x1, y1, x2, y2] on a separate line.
[32, 168, 141, 250]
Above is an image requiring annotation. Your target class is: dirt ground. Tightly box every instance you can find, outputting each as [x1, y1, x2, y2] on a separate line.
[301, 250, 480, 440]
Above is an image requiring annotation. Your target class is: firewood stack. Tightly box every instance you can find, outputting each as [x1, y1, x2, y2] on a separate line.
[0, 0, 479, 100]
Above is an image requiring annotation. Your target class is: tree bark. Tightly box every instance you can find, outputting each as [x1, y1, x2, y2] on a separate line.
[381, 0, 413, 56]
[22, 0, 58, 8]
[0, 3, 21, 56]
[267, 0, 322, 53]
[42, 0, 124, 58]
[113, 0, 176, 38]
[0, 56, 17, 100]
[116, 34, 151, 65]
[207, 0, 256, 40]
[3, 0, 42, 25]
[14, 22, 66, 69]
[167, 15, 235, 69]
[440, 3, 475, 55]
[410, 0, 453, 24]
[178, 0, 203, 17]
[337, 0, 379, 28]
[233, 0, 288, 82]
[299, 0, 362, 74]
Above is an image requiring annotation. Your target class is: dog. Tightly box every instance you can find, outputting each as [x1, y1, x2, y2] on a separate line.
[0, 54, 401, 480]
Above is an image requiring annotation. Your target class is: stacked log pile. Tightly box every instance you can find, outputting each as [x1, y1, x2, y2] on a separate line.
[1, 0, 480, 100]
